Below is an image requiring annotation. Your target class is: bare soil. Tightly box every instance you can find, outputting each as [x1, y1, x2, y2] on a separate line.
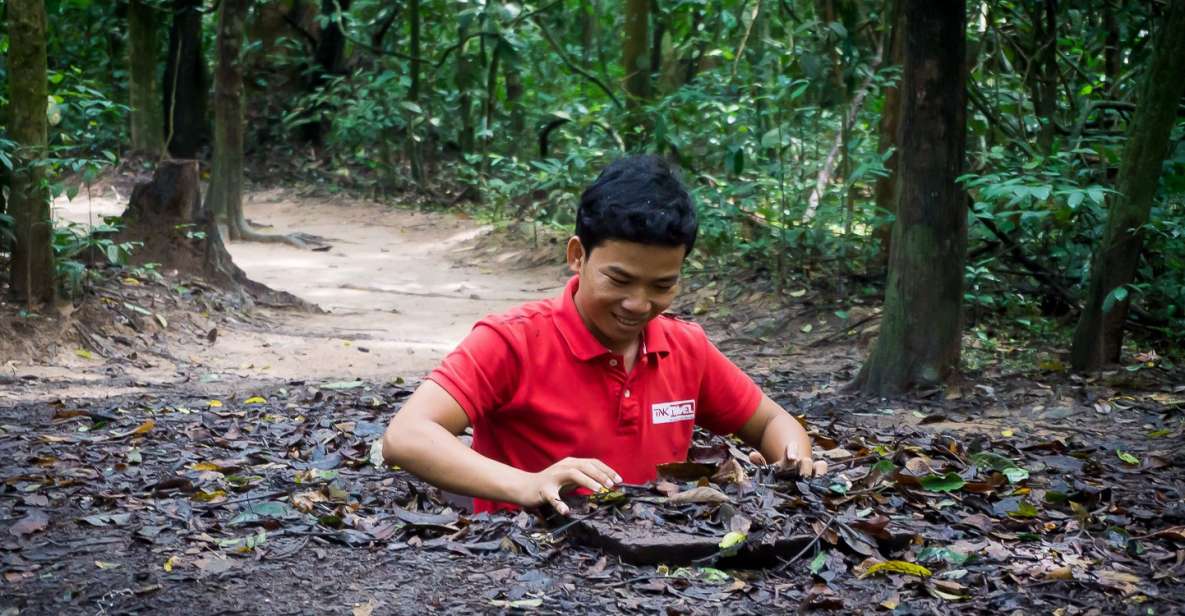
[2, 185, 567, 403]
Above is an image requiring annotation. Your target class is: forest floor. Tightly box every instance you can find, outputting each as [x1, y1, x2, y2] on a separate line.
[2, 179, 1184, 614]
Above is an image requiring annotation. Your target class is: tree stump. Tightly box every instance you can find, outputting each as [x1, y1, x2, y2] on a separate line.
[120, 159, 314, 310]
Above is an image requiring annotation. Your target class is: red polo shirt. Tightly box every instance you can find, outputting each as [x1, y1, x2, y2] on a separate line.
[428, 276, 762, 513]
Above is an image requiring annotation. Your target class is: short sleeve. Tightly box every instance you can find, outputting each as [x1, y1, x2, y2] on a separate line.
[695, 333, 763, 435]
[427, 322, 521, 427]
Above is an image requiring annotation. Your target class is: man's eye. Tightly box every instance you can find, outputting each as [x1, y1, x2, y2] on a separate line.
[608, 277, 627, 286]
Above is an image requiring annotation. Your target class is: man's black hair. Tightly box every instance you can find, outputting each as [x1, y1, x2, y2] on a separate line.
[576, 155, 698, 256]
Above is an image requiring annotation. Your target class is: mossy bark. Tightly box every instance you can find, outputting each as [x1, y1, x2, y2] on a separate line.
[7, 0, 55, 307]
[1070, 0, 1185, 371]
[128, 0, 164, 156]
[855, 0, 967, 395]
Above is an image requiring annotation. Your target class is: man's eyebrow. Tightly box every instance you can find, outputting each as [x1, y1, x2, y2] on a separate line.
[604, 265, 634, 277]
[604, 265, 679, 283]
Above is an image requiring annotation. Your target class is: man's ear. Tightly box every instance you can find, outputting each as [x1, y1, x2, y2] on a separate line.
[566, 236, 585, 274]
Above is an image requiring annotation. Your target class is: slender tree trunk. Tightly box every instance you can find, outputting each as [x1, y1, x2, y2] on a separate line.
[623, 0, 651, 147]
[872, 0, 904, 265]
[7, 0, 54, 307]
[1070, 0, 1185, 371]
[1102, 0, 1120, 97]
[163, 0, 208, 158]
[302, 0, 352, 145]
[457, 16, 476, 154]
[649, 0, 664, 87]
[1029, 0, 1058, 152]
[504, 53, 525, 140]
[128, 0, 164, 156]
[407, 0, 424, 183]
[482, 39, 502, 156]
[206, 0, 247, 234]
[855, 0, 967, 395]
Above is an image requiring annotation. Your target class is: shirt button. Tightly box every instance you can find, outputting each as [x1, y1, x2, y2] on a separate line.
[609, 359, 618, 367]
[624, 389, 631, 398]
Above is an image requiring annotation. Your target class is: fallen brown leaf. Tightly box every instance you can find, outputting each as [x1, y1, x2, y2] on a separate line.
[667, 486, 730, 505]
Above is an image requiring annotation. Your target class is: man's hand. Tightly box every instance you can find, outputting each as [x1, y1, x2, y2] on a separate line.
[517, 457, 622, 516]
[748, 443, 828, 477]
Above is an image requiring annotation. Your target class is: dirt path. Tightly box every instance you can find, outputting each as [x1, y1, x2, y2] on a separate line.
[2, 187, 565, 402]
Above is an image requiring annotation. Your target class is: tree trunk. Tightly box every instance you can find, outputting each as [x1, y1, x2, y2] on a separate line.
[623, 0, 651, 147]
[854, 0, 967, 395]
[457, 17, 476, 154]
[128, 0, 164, 156]
[302, 0, 352, 145]
[163, 0, 208, 159]
[407, 0, 424, 183]
[7, 0, 55, 308]
[504, 51, 525, 141]
[649, 0, 664, 87]
[203, 0, 304, 248]
[1028, 0, 1058, 152]
[482, 38, 503, 155]
[1070, 0, 1185, 371]
[205, 0, 247, 232]
[872, 0, 904, 265]
[1102, 0, 1120, 96]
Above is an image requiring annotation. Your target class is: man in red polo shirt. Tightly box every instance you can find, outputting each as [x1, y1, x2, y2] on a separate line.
[383, 156, 825, 514]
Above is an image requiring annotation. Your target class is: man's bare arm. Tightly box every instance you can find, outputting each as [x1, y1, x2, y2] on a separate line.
[735, 393, 827, 477]
[382, 380, 621, 514]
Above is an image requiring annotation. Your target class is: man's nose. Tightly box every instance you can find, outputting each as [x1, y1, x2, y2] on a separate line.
[621, 292, 650, 315]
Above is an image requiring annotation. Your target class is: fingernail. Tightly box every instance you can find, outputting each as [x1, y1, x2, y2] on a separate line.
[615, 475, 623, 483]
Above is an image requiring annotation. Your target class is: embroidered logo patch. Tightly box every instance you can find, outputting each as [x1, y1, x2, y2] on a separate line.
[652, 400, 696, 424]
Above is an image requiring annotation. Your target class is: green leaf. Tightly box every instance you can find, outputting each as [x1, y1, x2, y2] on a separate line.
[917, 546, 970, 566]
[320, 380, 365, 390]
[1002, 467, 1030, 483]
[718, 531, 747, 550]
[1007, 501, 1039, 518]
[919, 472, 965, 493]
[809, 552, 827, 575]
[1102, 286, 1129, 314]
[969, 451, 1015, 471]
[1116, 450, 1139, 465]
[1087, 186, 1105, 205]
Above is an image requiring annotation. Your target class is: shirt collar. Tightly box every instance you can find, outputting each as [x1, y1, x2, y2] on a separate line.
[555, 275, 671, 361]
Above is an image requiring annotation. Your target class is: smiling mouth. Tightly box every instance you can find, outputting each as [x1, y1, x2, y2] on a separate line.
[614, 314, 644, 328]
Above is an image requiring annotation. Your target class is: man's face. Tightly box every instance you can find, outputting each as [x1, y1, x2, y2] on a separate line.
[567, 237, 685, 352]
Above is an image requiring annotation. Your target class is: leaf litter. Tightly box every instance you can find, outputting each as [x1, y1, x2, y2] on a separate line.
[1, 369, 1183, 614]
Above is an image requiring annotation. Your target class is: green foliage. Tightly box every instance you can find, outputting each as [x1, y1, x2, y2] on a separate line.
[52, 219, 140, 298]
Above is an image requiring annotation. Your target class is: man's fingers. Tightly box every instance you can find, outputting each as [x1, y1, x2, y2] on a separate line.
[564, 469, 607, 494]
[813, 460, 828, 477]
[749, 451, 768, 465]
[799, 456, 813, 477]
[541, 486, 569, 516]
[579, 461, 616, 490]
[590, 460, 623, 486]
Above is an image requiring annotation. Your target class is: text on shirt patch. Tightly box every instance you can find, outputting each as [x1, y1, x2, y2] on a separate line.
[651, 400, 696, 424]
